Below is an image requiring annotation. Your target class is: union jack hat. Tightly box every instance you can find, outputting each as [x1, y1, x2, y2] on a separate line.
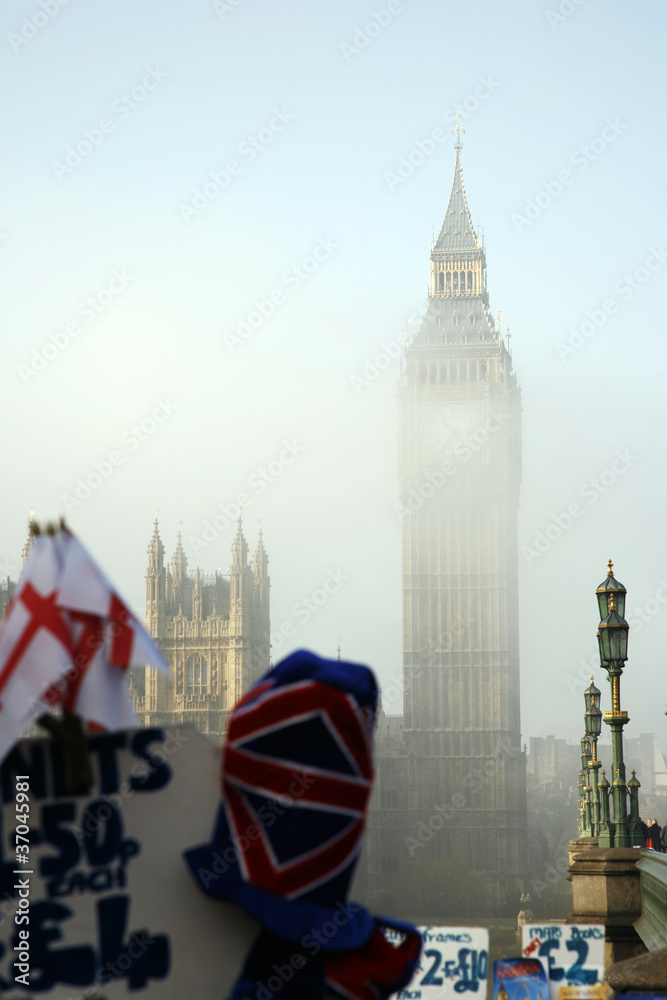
[184, 649, 378, 950]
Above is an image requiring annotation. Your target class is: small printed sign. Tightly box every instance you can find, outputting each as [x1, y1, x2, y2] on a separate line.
[521, 924, 605, 1000]
[493, 957, 549, 1000]
[558, 986, 605, 1000]
[389, 926, 489, 999]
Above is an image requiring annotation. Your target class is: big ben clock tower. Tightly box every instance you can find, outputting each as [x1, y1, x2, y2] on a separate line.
[397, 120, 526, 899]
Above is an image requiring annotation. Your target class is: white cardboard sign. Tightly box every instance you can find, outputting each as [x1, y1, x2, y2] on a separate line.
[389, 926, 489, 1000]
[521, 923, 605, 999]
[0, 727, 258, 998]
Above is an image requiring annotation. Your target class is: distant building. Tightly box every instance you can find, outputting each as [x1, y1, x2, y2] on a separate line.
[131, 517, 270, 742]
[526, 735, 577, 783]
[526, 733, 667, 811]
[0, 577, 16, 621]
[617, 734, 667, 797]
[1, 527, 32, 620]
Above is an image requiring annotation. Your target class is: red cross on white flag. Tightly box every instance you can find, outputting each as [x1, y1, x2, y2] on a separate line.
[0, 526, 169, 761]
[0, 534, 73, 760]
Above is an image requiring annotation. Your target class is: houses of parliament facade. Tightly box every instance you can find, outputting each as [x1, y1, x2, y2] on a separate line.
[130, 518, 271, 744]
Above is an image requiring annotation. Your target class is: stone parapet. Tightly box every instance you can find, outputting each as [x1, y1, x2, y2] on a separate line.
[567, 844, 647, 979]
[567, 837, 599, 876]
[606, 945, 667, 994]
[634, 849, 667, 952]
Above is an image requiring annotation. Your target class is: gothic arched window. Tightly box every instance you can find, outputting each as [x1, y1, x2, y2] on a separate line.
[438, 271, 444, 291]
[186, 653, 208, 696]
[453, 272, 459, 292]
[446, 272, 452, 293]
[467, 271, 473, 292]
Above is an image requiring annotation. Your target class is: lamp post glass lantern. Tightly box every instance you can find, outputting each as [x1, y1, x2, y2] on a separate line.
[584, 683, 602, 743]
[596, 559, 627, 620]
[595, 559, 634, 848]
[580, 734, 592, 764]
[584, 678, 602, 838]
[597, 600, 629, 667]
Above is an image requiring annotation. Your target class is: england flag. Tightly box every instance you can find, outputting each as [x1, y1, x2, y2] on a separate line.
[0, 525, 168, 760]
[0, 533, 72, 760]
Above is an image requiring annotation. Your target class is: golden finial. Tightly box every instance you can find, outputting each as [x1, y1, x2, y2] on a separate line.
[601, 769, 606, 777]
[590, 675, 595, 683]
[607, 559, 613, 577]
[632, 769, 636, 777]
[451, 110, 465, 148]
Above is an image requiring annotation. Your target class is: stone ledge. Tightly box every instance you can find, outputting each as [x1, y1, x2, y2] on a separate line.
[570, 848, 643, 868]
[606, 945, 667, 992]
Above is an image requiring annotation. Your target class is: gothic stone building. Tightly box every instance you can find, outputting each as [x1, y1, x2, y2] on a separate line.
[130, 518, 270, 742]
[0, 579, 15, 622]
[358, 135, 527, 913]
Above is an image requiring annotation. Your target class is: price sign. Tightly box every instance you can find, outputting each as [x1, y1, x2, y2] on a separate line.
[389, 926, 489, 999]
[521, 924, 605, 1000]
[0, 727, 259, 998]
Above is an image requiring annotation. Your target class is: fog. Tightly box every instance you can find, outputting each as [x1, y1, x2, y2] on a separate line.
[2, 1, 665, 746]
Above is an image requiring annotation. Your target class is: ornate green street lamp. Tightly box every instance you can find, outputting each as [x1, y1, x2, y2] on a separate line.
[584, 678, 602, 839]
[627, 770, 644, 847]
[580, 733, 593, 837]
[595, 560, 630, 847]
[598, 769, 611, 846]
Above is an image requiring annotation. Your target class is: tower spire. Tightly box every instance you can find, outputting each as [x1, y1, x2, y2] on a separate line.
[232, 516, 248, 569]
[434, 131, 478, 252]
[147, 513, 164, 572]
[424, 131, 493, 311]
[146, 514, 166, 635]
[172, 524, 187, 583]
[253, 527, 269, 580]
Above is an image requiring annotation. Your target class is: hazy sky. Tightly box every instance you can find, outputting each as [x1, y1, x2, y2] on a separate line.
[2, 1, 666, 748]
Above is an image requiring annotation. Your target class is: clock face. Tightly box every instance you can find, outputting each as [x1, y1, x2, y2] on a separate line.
[422, 403, 483, 459]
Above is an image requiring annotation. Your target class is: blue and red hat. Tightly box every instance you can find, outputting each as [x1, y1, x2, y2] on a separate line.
[184, 649, 379, 950]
